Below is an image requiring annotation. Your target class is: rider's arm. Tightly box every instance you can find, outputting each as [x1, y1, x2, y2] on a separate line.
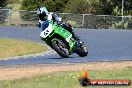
[52, 13, 62, 22]
[50, 13, 63, 25]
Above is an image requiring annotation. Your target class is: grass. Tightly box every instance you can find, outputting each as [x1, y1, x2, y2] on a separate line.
[0, 38, 48, 58]
[0, 67, 131, 88]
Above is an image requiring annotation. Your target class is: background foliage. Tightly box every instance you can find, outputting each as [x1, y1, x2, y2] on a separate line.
[20, 0, 131, 16]
[21, 0, 68, 12]
[0, 0, 8, 7]
[0, 0, 131, 15]
[0, 0, 131, 29]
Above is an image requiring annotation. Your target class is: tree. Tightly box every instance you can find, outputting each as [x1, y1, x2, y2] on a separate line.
[0, 0, 7, 7]
[64, 0, 99, 14]
[99, 0, 132, 16]
[43, 0, 68, 12]
[98, 0, 113, 15]
[21, 0, 131, 15]
[21, 0, 40, 10]
[21, 0, 68, 12]
[20, 0, 69, 21]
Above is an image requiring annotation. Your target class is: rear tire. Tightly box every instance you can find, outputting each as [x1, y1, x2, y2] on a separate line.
[76, 44, 88, 57]
[51, 39, 69, 58]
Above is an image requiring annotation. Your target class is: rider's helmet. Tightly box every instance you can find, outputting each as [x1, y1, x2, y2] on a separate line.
[37, 7, 48, 20]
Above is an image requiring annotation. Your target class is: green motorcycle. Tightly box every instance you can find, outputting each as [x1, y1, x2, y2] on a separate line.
[40, 20, 88, 58]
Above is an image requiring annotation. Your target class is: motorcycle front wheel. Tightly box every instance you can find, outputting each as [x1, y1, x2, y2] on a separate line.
[51, 39, 69, 58]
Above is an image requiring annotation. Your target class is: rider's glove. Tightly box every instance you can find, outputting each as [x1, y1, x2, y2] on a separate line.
[36, 22, 41, 28]
[56, 17, 63, 25]
[57, 21, 63, 25]
[36, 20, 41, 28]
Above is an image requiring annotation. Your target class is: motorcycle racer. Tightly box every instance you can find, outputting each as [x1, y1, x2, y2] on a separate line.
[36, 7, 81, 43]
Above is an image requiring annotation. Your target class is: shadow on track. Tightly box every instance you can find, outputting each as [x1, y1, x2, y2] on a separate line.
[44, 56, 79, 60]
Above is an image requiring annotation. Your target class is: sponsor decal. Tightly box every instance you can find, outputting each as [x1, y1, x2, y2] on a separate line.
[79, 67, 131, 86]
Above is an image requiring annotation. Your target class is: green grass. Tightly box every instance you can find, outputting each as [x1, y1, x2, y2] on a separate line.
[0, 38, 48, 58]
[0, 67, 132, 88]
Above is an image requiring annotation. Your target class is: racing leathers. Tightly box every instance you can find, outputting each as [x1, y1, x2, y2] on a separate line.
[38, 13, 80, 42]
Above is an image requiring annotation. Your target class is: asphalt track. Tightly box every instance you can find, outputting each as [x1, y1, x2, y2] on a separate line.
[0, 26, 132, 65]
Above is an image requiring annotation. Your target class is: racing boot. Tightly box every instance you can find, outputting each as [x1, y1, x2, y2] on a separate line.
[71, 30, 83, 46]
[62, 23, 83, 45]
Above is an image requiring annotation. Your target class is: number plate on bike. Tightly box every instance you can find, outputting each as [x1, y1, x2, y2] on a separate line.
[40, 24, 53, 38]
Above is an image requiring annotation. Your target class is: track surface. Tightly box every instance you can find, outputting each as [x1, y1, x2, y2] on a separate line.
[0, 26, 132, 65]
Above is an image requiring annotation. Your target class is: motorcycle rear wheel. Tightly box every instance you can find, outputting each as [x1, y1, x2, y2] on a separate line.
[76, 44, 88, 57]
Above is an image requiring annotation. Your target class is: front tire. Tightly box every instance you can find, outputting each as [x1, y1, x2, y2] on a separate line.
[51, 39, 69, 58]
[76, 44, 88, 57]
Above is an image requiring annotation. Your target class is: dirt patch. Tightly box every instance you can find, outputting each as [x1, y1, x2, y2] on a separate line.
[0, 61, 132, 80]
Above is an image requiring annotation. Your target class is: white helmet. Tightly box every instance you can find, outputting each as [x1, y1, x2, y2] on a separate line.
[37, 7, 48, 17]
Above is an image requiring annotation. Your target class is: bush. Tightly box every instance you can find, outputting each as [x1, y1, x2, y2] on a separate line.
[64, 0, 99, 14]
[21, 0, 68, 12]
[20, 0, 69, 21]
[0, 0, 7, 7]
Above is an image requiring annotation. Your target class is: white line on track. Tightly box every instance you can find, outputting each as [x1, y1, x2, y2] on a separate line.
[0, 50, 56, 61]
